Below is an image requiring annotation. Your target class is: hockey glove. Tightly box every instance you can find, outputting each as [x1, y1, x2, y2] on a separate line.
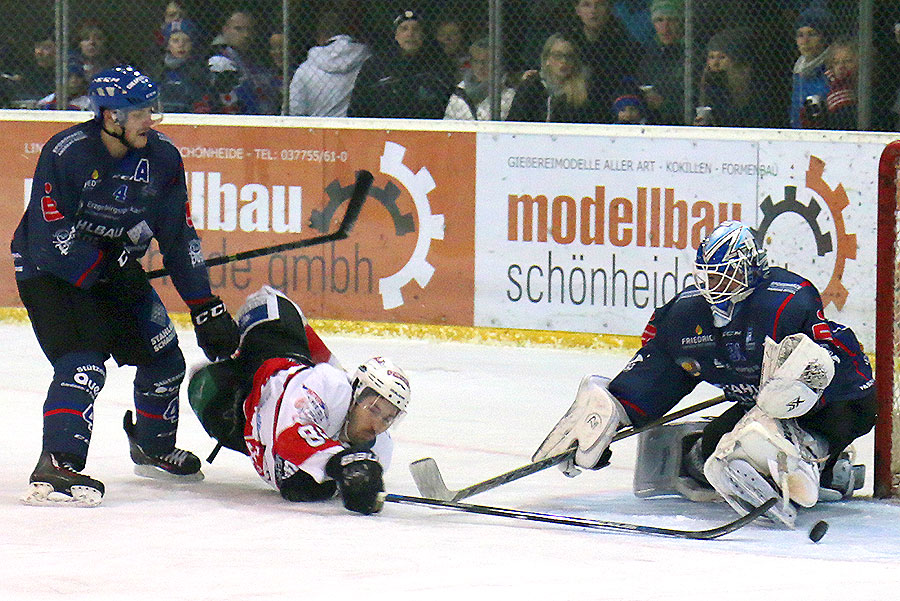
[190, 297, 240, 361]
[325, 448, 384, 515]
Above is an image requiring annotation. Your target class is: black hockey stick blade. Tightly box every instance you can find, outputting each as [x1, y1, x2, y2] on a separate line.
[147, 169, 373, 279]
[382, 493, 776, 540]
[410, 394, 726, 501]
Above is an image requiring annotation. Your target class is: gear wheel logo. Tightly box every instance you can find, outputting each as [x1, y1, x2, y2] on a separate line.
[311, 141, 445, 310]
[754, 155, 856, 310]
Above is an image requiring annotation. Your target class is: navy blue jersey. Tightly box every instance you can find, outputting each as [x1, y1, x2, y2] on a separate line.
[609, 267, 874, 427]
[11, 119, 212, 303]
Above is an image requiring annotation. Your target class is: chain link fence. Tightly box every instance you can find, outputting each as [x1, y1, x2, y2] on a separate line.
[0, 1, 897, 131]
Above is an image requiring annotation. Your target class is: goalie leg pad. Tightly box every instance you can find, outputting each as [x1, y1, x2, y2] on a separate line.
[533, 375, 627, 476]
[633, 421, 718, 502]
[704, 407, 826, 525]
[705, 456, 797, 528]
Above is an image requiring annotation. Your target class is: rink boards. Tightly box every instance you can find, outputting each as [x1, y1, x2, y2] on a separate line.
[0, 111, 895, 349]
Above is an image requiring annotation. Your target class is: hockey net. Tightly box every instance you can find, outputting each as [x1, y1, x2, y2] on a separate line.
[875, 141, 900, 498]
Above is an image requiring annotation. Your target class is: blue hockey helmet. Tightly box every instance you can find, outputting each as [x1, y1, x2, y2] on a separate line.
[88, 65, 162, 124]
[694, 221, 769, 323]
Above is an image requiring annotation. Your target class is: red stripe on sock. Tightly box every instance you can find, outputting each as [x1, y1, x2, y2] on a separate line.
[136, 408, 164, 420]
[44, 408, 84, 417]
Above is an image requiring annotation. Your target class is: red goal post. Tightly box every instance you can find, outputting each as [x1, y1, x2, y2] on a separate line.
[875, 140, 900, 498]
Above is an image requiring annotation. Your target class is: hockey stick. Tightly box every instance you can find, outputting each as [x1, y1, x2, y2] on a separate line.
[381, 493, 775, 540]
[147, 170, 373, 279]
[410, 394, 727, 501]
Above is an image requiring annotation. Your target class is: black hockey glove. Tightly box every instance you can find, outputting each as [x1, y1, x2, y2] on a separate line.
[325, 448, 384, 515]
[190, 297, 240, 361]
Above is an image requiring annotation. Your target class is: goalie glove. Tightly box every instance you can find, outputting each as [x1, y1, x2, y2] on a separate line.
[326, 448, 384, 515]
[756, 333, 835, 419]
[532, 375, 627, 477]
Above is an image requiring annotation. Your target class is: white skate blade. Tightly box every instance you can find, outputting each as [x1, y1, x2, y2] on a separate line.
[21, 482, 103, 507]
[134, 465, 205, 482]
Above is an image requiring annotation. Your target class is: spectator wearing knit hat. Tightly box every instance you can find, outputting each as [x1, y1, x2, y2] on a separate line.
[635, 0, 686, 124]
[348, 10, 454, 119]
[790, 6, 832, 128]
[155, 19, 208, 113]
[612, 93, 646, 124]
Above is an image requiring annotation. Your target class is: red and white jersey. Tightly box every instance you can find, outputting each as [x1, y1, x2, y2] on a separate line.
[242, 357, 393, 492]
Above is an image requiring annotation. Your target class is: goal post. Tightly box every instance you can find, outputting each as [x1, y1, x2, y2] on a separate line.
[874, 140, 900, 498]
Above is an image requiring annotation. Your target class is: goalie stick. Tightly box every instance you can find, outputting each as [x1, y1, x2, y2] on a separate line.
[381, 493, 775, 540]
[147, 169, 373, 279]
[410, 394, 726, 501]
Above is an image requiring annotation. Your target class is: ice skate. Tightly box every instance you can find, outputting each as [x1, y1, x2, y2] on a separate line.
[123, 411, 204, 481]
[22, 451, 104, 507]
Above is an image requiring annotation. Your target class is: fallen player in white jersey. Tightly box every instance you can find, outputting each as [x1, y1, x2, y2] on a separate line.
[188, 285, 411, 514]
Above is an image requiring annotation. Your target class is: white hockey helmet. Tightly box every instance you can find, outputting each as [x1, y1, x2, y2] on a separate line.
[352, 356, 411, 415]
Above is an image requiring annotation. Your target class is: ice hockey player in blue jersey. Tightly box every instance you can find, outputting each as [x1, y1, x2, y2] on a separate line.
[11, 65, 240, 506]
[533, 221, 876, 526]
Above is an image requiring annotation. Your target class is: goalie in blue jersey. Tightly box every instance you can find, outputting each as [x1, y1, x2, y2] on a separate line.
[534, 221, 876, 527]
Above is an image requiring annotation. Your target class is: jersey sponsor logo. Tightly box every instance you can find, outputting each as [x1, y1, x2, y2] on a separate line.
[74, 219, 124, 240]
[725, 341, 746, 362]
[188, 239, 205, 266]
[677, 357, 701, 376]
[811, 310, 833, 342]
[296, 386, 328, 423]
[767, 282, 802, 294]
[127, 220, 154, 245]
[40, 183, 63, 221]
[52, 131, 87, 155]
[52, 227, 74, 255]
[680, 333, 714, 346]
[150, 323, 176, 352]
[83, 171, 100, 191]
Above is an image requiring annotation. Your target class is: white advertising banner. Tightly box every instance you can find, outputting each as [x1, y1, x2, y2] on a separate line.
[474, 131, 884, 349]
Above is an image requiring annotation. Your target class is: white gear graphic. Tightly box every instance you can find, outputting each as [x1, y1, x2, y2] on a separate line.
[377, 141, 445, 309]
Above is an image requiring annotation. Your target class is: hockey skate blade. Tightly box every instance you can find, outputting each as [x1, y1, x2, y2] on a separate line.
[409, 458, 454, 501]
[21, 482, 103, 507]
[133, 465, 205, 482]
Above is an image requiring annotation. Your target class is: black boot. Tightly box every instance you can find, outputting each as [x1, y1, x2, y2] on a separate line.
[22, 451, 105, 507]
[123, 411, 203, 481]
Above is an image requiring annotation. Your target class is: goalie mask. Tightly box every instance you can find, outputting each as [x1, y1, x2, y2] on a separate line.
[694, 221, 769, 325]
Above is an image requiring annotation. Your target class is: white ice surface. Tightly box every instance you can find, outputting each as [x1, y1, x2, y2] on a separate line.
[1, 322, 899, 601]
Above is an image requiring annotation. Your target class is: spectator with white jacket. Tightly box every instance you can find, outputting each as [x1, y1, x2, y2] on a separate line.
[444, 37, 515, 121]
[290, 10, 370, 117]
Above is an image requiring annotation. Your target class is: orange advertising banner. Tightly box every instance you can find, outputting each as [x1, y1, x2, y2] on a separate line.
[0, 119, 476, 326]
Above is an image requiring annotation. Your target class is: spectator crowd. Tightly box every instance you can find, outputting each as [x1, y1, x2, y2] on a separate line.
[2, 1, 900, 131]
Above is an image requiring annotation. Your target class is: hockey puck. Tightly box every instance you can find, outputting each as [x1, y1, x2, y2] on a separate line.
[808, 520, 829, 542]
